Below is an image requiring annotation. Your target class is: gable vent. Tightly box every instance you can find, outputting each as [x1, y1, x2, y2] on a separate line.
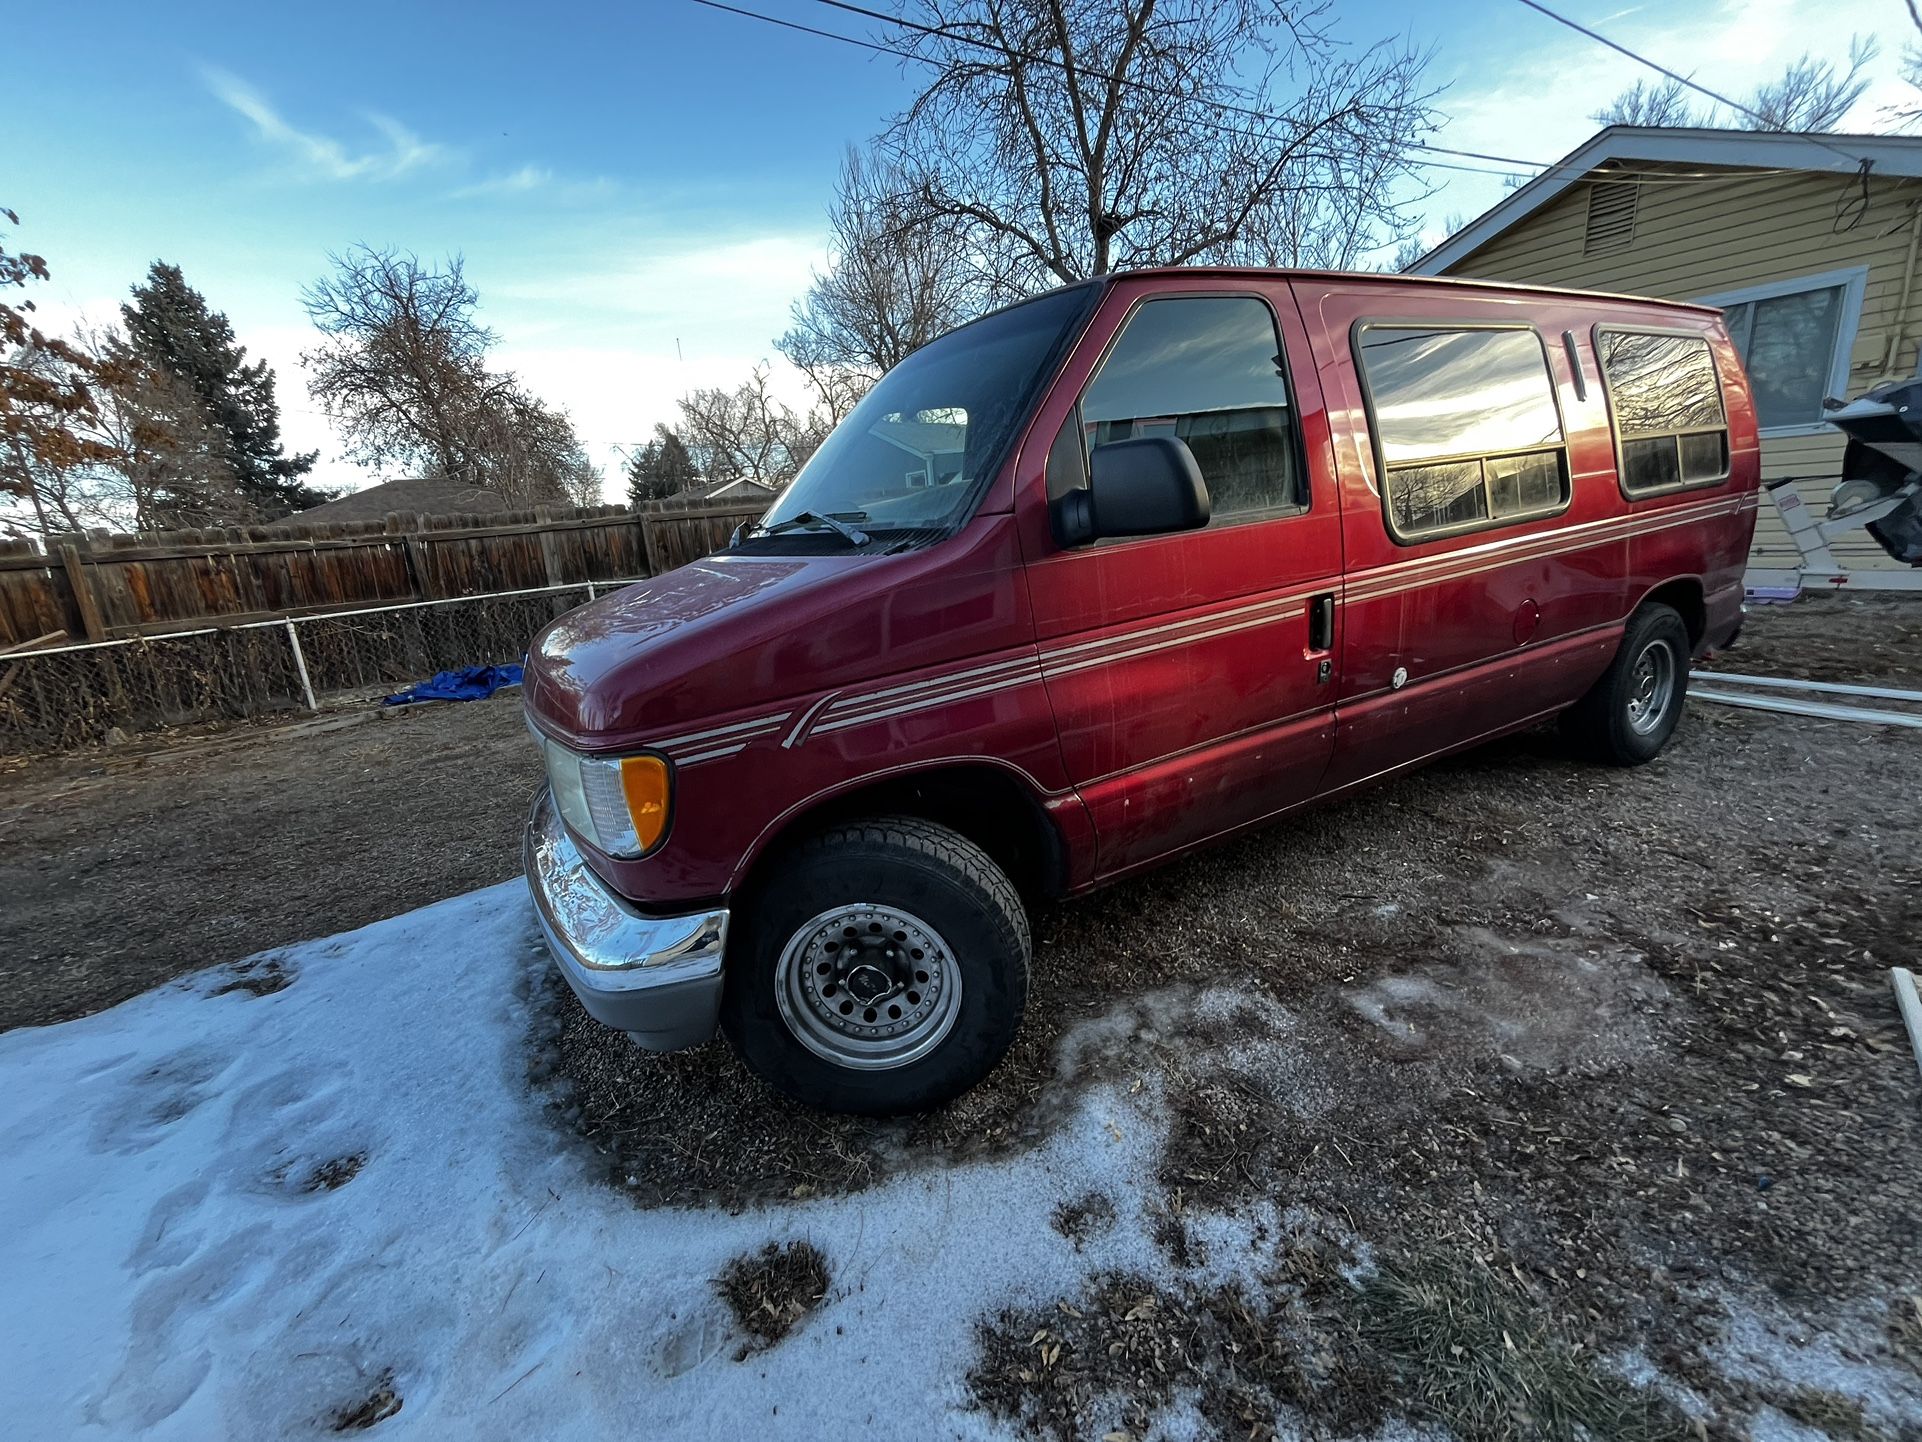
[1584, 180, 1639, 256]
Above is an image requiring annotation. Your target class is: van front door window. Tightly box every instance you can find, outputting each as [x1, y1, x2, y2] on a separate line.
[1078, 296, 1303, 521]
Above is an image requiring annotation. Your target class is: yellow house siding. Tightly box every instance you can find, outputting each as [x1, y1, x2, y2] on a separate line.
[1443, 165, 1922, 572]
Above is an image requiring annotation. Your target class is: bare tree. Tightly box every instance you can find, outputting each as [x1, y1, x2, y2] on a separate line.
[459, 380, 601, 505]
[301, 246, 592, 506]
[778, 149, 997, 422]
[1592, 37, 1878, 133]
[1592, 78, 1697, 128]
[82, 328, 256, 530]
[878, 0, 1437, 288]
[2, 328, 257, 538]
[1, 207, 119, 539]
[1889, 1, 1922, 130]
[1387, 236, 1427, 274]
[1749, 38, 1878, 131]
[675, 366, 825, 488]
[302, 246, 499, 482]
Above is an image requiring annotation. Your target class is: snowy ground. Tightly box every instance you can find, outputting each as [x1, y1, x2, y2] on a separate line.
[5, 879, 1916, 1440]
[0, 883, 1268, 1440]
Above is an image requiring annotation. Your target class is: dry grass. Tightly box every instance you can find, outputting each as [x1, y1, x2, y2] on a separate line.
[1354, 1259, 1689, 1442]
[329, 1369, 401, 1431]
[1771, 1386, 1884, 1442]
[714, 1241, 832, 1356]
[969, 1244, 1695, 1442]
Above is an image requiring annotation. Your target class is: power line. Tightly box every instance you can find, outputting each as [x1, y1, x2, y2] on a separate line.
[1512, 0, 1867, 167]
[803, 0, 1825, 189]
[687, 0, 1836, 191]
[689, 0, 901, 58]
[806, 0, 1568, 173]
[692, 0, 1561, 175]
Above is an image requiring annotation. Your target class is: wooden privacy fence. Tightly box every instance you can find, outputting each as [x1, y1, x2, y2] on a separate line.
[0, 500, 765, 648]
[0, 583, 616, 755]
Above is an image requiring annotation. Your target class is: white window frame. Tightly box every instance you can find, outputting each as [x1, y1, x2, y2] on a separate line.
[1693, 265, 1868, 438]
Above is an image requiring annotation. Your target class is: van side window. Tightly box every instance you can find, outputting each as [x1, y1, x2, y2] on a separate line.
[1080, 297, 1303, 521]
[1595, 330, 1729, 494]
[1355, 325, 1570, 542]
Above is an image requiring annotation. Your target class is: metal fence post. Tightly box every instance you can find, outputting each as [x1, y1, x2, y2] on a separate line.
[285, 619, 318, 712]
[585, 579, 597, 599]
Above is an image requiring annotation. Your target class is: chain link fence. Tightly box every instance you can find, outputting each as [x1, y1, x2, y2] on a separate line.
[0, 580, 632, 756]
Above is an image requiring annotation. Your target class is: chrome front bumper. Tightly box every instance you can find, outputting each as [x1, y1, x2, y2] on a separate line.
[523, 788, 728, 1051]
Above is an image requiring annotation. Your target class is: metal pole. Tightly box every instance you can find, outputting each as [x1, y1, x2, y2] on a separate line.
[285, 618, 318, 712]
[1892, 969, 1922, 1101]
[1691, 670, 1922, 705]
[585, 579, 597, 599]
[1689, 688, 1922, 729]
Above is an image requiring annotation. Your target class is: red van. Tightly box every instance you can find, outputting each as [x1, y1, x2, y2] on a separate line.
[523, 267, 1758, 1114]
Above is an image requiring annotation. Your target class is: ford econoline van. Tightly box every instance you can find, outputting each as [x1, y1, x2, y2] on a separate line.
[523, 267, 1759, 1114]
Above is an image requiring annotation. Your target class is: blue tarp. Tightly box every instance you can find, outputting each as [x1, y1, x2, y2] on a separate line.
[382, 664, 524, 707]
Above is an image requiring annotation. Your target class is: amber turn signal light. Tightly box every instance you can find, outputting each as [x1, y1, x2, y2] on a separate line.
[619, 754, 671, 853]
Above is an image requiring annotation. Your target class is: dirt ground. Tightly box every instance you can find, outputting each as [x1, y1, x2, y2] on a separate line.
[0, 694, 543, 1030]
[4, 592, 1920, 1437]
[546, 594, 1922, 1438]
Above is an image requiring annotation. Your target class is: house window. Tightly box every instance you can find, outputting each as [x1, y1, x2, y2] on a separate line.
[1079, 296, 1304, 521]
[1596, 330, 1729, 495]
[1355, 324, 1570, 541]
[1695, 268, 1866, 431]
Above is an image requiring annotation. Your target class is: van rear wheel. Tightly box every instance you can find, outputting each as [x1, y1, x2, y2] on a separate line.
[1563, 602, 1691, 765]
[722, 816, 1030, 1115]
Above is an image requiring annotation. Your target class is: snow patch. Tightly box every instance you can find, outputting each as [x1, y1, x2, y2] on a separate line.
[0, 883, 1189, 1439]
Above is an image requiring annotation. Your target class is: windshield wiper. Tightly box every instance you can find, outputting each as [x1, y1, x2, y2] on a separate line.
[750, 510, 872, 546]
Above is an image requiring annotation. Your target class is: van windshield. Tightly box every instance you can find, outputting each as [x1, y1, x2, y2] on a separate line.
[752, 285, 1096, 544]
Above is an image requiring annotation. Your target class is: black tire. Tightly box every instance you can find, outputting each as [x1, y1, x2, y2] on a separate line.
[721, 816, 1030, 1115]
[1562, 602, 1691, 765]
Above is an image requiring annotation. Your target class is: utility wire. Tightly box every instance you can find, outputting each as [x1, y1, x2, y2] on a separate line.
[805, 0, 1824, 187]
[806, 0, 1569, 173]
[691, 0, 1561, 175]
[687, 0, 1834, 189]
[1512, 0, 1867, 167]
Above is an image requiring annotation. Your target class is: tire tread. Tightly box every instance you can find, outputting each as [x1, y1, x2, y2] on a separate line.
[724, 815, 1029, 1115]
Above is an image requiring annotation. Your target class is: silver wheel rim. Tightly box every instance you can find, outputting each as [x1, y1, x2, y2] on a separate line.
[773, 903, 962, 1071]
[1626, 637, 1678, 736]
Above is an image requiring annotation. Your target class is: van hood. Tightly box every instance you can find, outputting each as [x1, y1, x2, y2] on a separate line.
[523, 519, 1030, 748]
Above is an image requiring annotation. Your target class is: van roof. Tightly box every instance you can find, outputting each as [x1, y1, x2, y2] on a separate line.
[1104, 265, 1723, 317]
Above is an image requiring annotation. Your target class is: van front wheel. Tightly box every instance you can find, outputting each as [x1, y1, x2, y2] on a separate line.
[722, 816, 1030, 1115]
[1563, 602, 1691, 765]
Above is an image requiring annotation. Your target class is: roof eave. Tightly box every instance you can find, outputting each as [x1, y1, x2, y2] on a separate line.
[1408, 125, 1922, 277]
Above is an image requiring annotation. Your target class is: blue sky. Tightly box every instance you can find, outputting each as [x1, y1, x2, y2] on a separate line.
[11, 0, 1912, 497]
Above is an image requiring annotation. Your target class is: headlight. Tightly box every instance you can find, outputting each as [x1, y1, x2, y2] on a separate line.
[541, 738, 670, 858]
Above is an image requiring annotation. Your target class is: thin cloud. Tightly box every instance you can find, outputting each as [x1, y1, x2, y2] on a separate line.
[448, 166, 620, 202]
[200, 65, 449, 181]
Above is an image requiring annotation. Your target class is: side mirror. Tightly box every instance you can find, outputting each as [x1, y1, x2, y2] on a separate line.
[1053, 436, 1212, 546]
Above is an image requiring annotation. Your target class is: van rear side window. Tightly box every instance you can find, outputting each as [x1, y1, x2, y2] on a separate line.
[1354, 325, 1570, 542]
[1595, 330, 1730, 496]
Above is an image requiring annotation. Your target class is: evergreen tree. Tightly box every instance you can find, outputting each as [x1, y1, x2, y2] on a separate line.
[122, 262, 323, 516]
[625, 424, 699, 505]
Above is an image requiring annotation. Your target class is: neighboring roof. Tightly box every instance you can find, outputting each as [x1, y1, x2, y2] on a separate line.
[870, 418, 967, 456]
[703, 476, 779, 500]
[298, 476, 509, 522]
[1410, 126, 1922, 278]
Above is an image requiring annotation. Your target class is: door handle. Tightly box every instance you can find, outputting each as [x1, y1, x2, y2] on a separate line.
[1308, 592, 1335, 653]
